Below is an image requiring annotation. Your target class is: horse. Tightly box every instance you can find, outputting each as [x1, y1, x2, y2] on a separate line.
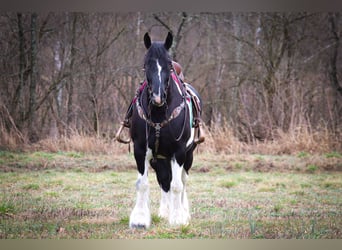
[128, 32, 202, 229]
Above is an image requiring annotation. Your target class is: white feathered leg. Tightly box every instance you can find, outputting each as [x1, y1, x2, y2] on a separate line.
[158, 189, 170, 219]
[129, 149, 152, 229]
[169, 157, 190, 226]
[181, 169, 191, 222]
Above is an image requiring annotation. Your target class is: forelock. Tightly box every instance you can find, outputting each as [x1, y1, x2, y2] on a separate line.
[144, 42, 171, 66]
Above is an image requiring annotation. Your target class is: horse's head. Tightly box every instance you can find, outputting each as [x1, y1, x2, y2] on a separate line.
[143, 32, 173, 107]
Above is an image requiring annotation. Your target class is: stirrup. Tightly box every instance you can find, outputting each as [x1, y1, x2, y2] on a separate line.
[115, 122, 131, 144]
[194, 122, 205, 144]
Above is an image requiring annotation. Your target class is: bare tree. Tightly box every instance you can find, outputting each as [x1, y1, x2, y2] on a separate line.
[153, 12, 189, 60]
[66, 13, 78, 135]
[0, 12, 341, 146]
[28, 13, 38, 142]
[327, 13, 342, 130]
[15, 13, 26, 129]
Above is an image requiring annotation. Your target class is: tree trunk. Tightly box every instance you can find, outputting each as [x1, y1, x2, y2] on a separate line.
[232, 12, 243, 124]
[327, 13, 342, 130]
[67, 13, 78, 136]
[28, 13, 38, 142]
[16, 13, 26, 130]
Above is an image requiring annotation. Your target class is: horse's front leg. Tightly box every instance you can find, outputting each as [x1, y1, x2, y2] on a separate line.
[129, 148, 152, 229]
[169, 156, 190, 226]
[159, 189, 170, 219]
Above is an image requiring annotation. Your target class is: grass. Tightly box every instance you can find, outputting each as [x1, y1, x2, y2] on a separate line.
[306, 164, 318, 173]
[0, 150, 341, 239]
[325, 152, 342, 158]
[220, 181, 237, 189]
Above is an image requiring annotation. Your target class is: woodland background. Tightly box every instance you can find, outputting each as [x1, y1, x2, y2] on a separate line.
[0, 12, 341, 152]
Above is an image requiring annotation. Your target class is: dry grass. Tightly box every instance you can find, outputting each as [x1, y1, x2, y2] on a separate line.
[0, 127, 25, 151]
[199, 123, 341, 155]
[0, 115, 340, 156]
[254, 126, 341, 155]
[31, 134, 129, 155]
[0, 104, 27, 151]
[199, 124, 247, 154]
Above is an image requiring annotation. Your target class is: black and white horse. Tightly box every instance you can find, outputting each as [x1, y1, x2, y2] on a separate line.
[129, 32, 201, 228]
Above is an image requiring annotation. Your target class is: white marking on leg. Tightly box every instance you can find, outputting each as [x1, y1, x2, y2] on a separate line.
[159, 189, 170, 219]
[181, 169, 191, 221]
[169, 157, 190, 226]
[129, 148, 152, 229]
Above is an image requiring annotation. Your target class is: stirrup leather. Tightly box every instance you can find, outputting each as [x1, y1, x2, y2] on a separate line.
[194, 120, 205, 144]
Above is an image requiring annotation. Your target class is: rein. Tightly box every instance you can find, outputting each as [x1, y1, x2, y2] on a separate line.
[136, 72, 187, 161]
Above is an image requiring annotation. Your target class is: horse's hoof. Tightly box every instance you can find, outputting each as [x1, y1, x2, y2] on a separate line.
[130, 223, 147, 230]
[169, 210, 190, 227]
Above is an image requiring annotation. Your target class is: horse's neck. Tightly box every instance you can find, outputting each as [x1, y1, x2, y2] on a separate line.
[167, 75, 185, 104]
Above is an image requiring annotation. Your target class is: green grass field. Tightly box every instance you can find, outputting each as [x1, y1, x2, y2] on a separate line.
[0, 150, 341, 239]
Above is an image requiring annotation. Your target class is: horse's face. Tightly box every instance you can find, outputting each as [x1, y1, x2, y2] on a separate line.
[144, 54, 172, 107]
[143, 32, 173, 107]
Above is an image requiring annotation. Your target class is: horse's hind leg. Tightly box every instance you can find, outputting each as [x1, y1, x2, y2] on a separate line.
[181, 169, 190, 221]
[129, 148, 152, 229]
[180, 150, 194, 221]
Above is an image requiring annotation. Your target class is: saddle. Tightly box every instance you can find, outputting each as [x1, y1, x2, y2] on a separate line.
[172, 61, 184, 82]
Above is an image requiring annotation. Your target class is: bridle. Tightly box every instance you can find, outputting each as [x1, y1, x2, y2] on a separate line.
[136, 67, 188, 161]
[143, 61, 172, 106]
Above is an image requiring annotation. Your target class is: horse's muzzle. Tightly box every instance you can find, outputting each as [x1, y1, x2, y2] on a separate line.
[152, 93, 165, 107]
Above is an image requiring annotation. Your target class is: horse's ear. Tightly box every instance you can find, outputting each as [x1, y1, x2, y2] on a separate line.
[144, 32, 151, 49]
[164, 32, 173, 50]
